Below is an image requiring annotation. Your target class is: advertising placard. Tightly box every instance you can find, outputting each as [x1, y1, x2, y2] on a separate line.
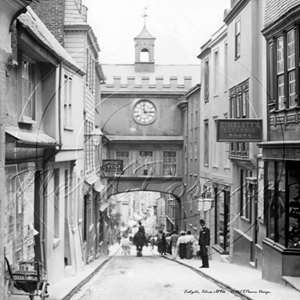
[216, 119, 263, 142]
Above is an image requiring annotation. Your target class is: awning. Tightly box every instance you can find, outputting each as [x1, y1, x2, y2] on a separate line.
[133, 213, 143, 221]
[85, 172, 99, 185]
[82, 182, 93, 196]
[120, 226, 128, 231]
[100, 202, 109, 212]
[94, 179, 105, 193]
[166, 214, 175, 225]
[128, 220, 137, 227]
[6, 127, 59, 147]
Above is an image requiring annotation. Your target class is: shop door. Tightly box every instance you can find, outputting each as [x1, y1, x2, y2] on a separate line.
[249, 182, 257, 263]
[223, 191, 230, 253]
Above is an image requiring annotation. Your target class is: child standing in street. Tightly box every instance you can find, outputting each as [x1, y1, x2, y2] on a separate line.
[192, 241, 200, 260]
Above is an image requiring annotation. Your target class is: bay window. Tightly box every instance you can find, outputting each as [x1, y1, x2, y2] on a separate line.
[269, 27, 299, 110]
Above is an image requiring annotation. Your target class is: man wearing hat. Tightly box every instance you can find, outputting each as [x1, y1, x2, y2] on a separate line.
[199, 219, 210, 268]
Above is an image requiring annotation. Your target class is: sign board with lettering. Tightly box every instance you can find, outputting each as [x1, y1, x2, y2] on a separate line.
[216, 119, 263, 142]
[102, 160, 123, 173]
[263, 147, 300, 161]
[197, 198, 213, 212]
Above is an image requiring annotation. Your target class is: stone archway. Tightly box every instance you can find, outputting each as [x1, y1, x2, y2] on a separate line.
[103, 175, 186, 231]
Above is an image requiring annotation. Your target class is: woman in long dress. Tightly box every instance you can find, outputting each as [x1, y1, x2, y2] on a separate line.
[133, 227, 147, 256]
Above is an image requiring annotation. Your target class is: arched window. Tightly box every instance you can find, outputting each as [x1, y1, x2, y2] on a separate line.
[140, 48, 149, 62]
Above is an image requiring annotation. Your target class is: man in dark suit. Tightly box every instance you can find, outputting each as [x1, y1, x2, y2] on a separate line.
[199, 219, 210, 268]
[138, 221, 145, 233]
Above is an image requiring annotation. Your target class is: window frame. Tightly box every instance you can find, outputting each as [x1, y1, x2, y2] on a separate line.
[269, 26, 300, 110]
[163, 151, 177, 176]
[63, 73, 73, 130]
[240, 169, 252, 221]
[235, 18, 241, 59]
[204, 59, 210, 102]
[139, 151, 153, 176]
[54, 168, 60, 238]
[229, 80, 249, 158]
[21, 55, 36, 122]
[214, 49, 219, 95]
[86, 50, 95, 93]
[204, 120, 209, 166]
[224, 41, 228, 91]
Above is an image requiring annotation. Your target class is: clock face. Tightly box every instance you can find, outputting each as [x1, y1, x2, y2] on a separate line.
[133, 100, 157, 125]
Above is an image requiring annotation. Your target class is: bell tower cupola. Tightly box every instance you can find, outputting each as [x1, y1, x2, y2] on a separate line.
[134, 8, 156, 72]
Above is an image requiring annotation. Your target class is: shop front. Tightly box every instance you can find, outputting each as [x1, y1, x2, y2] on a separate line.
[260, 142, 300, 283]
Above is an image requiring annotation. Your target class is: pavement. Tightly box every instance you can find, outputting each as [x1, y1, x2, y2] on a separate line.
[8, 243, 300, 300]
[151, 247, 300, 300]
[49, 243, 122, 300]
[8, 243, 122, 300]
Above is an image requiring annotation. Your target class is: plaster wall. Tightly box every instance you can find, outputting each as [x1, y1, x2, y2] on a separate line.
[227, 3, 252, 89]
[45, 162, 76, 284]
[232, 228, 253, 266]
[200, 29, 233, 181]
[226, 1, 266, 121]
[101, 95, 183, 136]
[225, 0, 267, 264]
[43, 167, 64, 284]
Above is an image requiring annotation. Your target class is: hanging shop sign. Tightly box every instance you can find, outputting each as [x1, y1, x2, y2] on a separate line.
[197, 198, 213, 212]
[102, 159, 123, 173]
[216, 119, 263, 142]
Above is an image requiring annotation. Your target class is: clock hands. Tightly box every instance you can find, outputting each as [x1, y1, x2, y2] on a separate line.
[141, 104, 155, 115]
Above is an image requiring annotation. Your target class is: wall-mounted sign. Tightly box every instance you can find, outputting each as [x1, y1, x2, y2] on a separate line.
[263, 147, 300, 160]
[102, 159, 123, 173]
[216, 119, 263, 142]
[197, 198, 213, 212]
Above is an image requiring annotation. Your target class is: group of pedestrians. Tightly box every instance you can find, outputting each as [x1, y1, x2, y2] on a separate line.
[161, 219, 211, 268]
[121, 218, 211, 268]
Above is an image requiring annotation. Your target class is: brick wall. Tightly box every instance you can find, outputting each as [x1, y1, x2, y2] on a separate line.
[264, 0, 300, 28]
[31, 0, 65, 46]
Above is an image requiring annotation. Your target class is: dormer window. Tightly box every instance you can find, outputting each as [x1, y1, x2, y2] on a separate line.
[140, 49, 150, 62]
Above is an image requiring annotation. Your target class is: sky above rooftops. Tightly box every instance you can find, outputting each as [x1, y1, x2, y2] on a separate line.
[83, 0, 230, 65]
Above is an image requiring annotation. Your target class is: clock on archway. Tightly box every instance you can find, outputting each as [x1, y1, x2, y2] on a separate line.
[132, 99, 157, 125]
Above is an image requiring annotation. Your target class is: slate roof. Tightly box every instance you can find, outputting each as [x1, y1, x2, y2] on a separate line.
[6, 127, 58, 146]
[18, 7, 82, 71]
[264, 0, 300, 29]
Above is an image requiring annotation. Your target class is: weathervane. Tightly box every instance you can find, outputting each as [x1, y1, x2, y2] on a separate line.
[142, 7, 149, 25]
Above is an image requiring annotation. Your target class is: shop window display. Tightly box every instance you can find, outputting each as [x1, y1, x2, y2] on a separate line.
[266, 161, 300, 248]
[288, 180, 300, 248]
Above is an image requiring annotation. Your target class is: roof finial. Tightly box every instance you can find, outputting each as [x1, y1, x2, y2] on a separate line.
[142, 7, 149, 25]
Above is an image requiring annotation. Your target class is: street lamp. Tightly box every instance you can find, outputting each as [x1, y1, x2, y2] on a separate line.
[89, 125, 103, 146]
[84, 125, 103, 146]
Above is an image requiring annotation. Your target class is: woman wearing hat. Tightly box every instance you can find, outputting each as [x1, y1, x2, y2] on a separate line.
[176, 231, 186, 259]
